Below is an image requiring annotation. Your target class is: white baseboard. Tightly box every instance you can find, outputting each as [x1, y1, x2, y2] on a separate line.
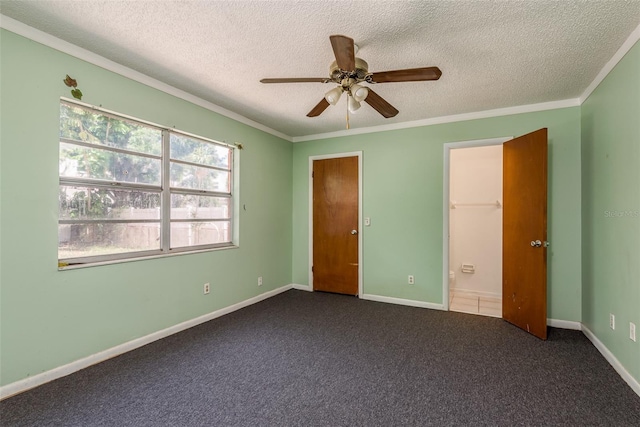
[4, 286, 637, 401]
[358, 294, 638, 398]
[291, 283, 312, 292]
[581, 325, 640, 397]
[0, 284, 293, 400]
[360, 293, 445, 311]
[547, 319, 582, 330]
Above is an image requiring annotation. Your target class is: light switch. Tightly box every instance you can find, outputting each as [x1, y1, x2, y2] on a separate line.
[365, 217, 371, 226]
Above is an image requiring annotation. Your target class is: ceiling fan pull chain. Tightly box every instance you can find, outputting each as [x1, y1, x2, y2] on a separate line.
[346, 101, 350, 129]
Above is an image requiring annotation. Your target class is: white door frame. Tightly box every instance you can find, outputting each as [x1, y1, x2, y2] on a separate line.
[309, 151, 363, 297]
[442, 137, 512, 310]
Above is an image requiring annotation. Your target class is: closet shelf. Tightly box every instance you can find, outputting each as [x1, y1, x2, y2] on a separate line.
[450, 200, 502, 209]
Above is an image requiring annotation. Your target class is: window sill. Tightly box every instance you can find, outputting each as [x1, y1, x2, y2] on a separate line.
[58, 244, 239, 271]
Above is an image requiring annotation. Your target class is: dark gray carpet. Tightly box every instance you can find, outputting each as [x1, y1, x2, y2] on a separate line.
[2, 290, 639, 426]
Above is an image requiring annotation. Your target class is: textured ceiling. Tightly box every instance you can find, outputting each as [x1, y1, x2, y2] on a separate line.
[1, 1, 639, 138]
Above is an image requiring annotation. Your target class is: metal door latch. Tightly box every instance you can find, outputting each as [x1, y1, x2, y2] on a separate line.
[530, 240, 550, 248]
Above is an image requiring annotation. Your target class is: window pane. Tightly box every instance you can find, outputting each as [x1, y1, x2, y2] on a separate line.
[171, 194, 231, 220]
[170, 221, 231, 248]
[60, 103, 162, 156]
[58, 222, 161, 259]
[59, 186, 161, 221]
[170, 163, 230, 192]
[170, 134, 230, 169]
[60, 143, 161, 185]
[59, 101, 236, 263]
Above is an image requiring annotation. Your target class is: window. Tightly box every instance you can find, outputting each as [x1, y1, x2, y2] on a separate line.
[58, 100, 235, 266]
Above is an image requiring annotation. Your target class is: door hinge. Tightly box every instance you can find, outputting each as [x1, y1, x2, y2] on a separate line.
[312, 171, 314, 178]
[311, 266, 314, 273]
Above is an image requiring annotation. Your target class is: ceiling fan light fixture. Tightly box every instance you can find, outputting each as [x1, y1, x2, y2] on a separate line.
[348, 95, 361, 113]
[350, 83, 369, 102]
[325, 86, 343, 105]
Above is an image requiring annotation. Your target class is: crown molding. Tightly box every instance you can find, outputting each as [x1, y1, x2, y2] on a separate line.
[293, 21, 639, 143]
[0, 15, 293, 142]
[292, 98, 580, 142]
[2, 14, 638, 143]
[580, 22, 640, 104]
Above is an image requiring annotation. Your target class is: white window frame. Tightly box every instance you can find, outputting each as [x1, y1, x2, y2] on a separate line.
[58, 99, 238, 268]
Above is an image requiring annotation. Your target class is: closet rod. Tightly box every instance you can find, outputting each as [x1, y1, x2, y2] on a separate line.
[450, 200, 502, 209]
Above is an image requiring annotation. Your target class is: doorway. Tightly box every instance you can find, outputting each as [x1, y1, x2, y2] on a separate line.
[309, 152, 363, 296]
[443, 137, 511, 315]
[448, 144, 504, 318]
[443, 130, 549, 340]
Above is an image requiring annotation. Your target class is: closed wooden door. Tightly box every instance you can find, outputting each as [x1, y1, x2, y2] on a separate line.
[313, 157, 359, 295]
[503, 128, 548, 339]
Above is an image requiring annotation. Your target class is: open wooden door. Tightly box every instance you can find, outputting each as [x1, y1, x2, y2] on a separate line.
[503, 128, 548, 339]
[312, 157, 359, 295]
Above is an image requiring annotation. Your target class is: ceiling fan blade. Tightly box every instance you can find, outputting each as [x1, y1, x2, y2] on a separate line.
[307, 98, 331, 117]
[364, 89, 399, 118]
[260, 78, 329, 84]
[330, 35, 355, 71]
[370, 67, 442, 83]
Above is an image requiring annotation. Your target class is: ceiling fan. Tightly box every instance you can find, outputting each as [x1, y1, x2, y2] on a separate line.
[260, 35, 442, 121]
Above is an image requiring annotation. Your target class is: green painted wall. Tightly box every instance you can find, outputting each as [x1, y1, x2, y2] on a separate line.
[581, 41, 640, 382]
[293, 108, 582, 322]
[0, 30, 293, 386]
[2, 22, 637, 392]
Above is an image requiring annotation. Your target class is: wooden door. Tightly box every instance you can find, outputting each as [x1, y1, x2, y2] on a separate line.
[503, 128, 548, 339]
[313, 157, 359, 295]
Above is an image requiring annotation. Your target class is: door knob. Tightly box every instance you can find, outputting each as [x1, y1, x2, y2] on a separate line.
[351, 229, 358, 235]
[530, 240, 542, 247]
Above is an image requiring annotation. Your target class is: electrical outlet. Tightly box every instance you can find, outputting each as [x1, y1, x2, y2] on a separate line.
[631, 322, 636, 342]
[203, 283, 210, 295]
[610, 313, 615, 330]
[258, 276, 263, 286]
[408, 275, 415, 285]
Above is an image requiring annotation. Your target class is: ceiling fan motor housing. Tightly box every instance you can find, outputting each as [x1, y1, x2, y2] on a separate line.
[330, 58, 369, 82]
